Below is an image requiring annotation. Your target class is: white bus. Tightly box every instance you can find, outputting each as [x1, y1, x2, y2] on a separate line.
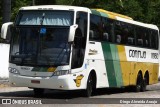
[1, 5, 159, 97]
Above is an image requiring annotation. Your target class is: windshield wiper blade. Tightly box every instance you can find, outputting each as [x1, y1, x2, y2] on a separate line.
[40, 13, 45, 25]
[12, 52, 37, 65]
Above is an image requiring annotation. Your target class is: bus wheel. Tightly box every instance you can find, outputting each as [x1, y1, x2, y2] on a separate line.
[135, 73, 143, 92]
[85, 74, 93, 97]
[33, 88, 44, 97]
[141, 76, 147, 92]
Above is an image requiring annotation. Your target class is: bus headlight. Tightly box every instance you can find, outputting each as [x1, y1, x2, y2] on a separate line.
[52, 70, 71, 76]
[8, 67, 20, 74]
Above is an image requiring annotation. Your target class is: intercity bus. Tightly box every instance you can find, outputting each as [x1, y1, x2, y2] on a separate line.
[1, 5, 159, 97]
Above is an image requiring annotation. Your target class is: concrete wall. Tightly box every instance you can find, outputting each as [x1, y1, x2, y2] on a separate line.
[0, 43, 9, 79]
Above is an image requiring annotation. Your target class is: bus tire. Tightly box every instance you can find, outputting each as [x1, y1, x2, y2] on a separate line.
[84, 74, 93, 97]
[141, 75, 148, 92]
[134, 73, 143, 92]
[33, 88, 44, 97]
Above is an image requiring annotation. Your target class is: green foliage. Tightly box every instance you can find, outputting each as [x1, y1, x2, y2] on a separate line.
[0, 0, 2, 26]
[35, 0, 56, 5]
[11, 0, 32, 22]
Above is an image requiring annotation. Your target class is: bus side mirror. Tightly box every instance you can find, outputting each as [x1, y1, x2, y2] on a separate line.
[1, 22, 13, 41]
[68, 24, 78, 42]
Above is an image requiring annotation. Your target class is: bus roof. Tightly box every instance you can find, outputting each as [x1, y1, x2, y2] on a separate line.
[91, 9, 158, 30]
[19, 5, 90, 12]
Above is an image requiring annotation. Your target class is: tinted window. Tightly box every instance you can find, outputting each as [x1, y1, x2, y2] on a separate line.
[90, 14, 101, 41]
[135, 27, 144, 47]
[150, 30, 158, 49]
[103, 18, 114, 42]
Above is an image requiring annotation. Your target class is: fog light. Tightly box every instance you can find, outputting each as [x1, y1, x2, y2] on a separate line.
[11, 82, 16, 85]
[60, 86, 64, 88]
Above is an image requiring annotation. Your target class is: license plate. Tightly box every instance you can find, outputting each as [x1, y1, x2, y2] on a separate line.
[31, 80, 40, 84]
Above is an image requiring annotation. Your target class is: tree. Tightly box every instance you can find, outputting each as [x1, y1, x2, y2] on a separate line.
[0, 0, 2, 26]
[11, 0, 32, 22]
[35, 0, 56, 5]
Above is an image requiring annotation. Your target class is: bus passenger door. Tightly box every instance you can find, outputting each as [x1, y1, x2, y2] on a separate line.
[71, 12, 88, 69]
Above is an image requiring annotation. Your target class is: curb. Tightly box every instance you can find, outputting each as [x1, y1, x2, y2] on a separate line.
[0, 78, 9, 87]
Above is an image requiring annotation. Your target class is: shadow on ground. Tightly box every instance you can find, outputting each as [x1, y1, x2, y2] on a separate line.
[0, 86, 151, 99]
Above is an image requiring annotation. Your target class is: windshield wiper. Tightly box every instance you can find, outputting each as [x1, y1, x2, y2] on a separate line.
[12, 52, 36, 65]
[40, 13, 45, 25]
[52, 43, 70, 66]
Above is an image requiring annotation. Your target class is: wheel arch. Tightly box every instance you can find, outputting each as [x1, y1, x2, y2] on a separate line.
[138, 70, 143, 76]
[136, 70, 143, 82]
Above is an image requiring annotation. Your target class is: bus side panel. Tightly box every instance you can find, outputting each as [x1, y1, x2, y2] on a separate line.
[130, 62, 136, 85]
[150, 63, 159, 84]
[125, 46, 159, 86]
[87, 42, 109, 88]
[117, 45, 130, 86]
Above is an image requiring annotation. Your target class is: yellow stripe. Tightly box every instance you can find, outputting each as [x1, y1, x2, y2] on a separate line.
[117, 45, 130, 86]
[95, 9, 133, 20]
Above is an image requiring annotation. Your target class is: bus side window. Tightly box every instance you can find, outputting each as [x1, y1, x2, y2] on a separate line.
[151, 30, 158, 49]
[116, 35, 121, 43]
[136, 27, 144, 47]
[103, 32, 109, 41]
[127, 24, 135, 45]
[89, 14, 101, 41]
[103, 18, 114, 42]
[144, 28, 150, 48]
[115, 21, 122, 44]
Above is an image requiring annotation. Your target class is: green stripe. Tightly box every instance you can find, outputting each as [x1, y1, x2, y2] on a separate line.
[91, 9, 101, 16]
[91, 9, 109, 18]
[102, 43, 117, 87]
[102, 43, 123, 87]
[99, 12, 108, 17]
[114, 46, 123, 87]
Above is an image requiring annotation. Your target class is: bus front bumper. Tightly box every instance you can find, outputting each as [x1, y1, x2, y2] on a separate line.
[9, 73, 85, 90]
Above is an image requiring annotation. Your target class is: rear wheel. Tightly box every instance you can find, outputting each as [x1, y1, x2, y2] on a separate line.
[134, 73, 143, 92]
[141, 76, 147, 92]
[33, 88, 44, 97]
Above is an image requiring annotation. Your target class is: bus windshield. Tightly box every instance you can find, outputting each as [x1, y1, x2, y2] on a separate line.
[9, 10, 74, 66]
[10, 26, 71, 66]
[16, 10, 74, 26]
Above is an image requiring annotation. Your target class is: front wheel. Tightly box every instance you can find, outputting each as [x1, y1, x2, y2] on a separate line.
[84, 74, 93, 97]
[33, 88, 44, 97]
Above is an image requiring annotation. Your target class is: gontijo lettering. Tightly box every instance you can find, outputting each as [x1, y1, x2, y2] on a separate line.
[129, 49, 146, 58]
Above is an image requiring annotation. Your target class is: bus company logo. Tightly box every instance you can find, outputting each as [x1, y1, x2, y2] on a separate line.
[89, 49, 98, 55]
[2, 99, 11, 104]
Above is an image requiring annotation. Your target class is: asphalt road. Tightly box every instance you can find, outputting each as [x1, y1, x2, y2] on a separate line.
[0, 82, 160, 106]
